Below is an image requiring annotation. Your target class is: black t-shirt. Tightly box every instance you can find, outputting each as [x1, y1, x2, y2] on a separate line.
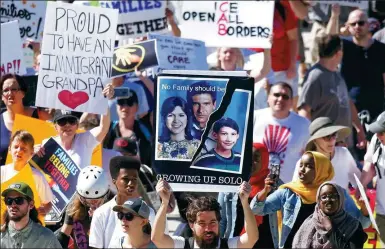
[284, 202, 316, 248]
[341, 39, 385, 121]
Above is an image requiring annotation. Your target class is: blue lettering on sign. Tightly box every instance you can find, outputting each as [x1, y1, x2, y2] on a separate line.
[99, 0, 162, 14]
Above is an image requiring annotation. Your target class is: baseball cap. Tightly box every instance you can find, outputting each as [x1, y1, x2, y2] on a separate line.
[117, 90, 138, 106]
[113, 198, 150, 219]
[2, 182, 34, 200]
[368, 111, 385, 133]
[113, 137, 138, 155]
[53, 110, 79, 123]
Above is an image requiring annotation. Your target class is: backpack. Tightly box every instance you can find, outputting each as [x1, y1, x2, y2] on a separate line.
[184, 237, 229, 249]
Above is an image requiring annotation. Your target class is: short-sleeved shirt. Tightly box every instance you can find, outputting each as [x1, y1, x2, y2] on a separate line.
[341, 39, 385, 121]
[171, 236, 239, 248]
[373, 28, 385, 44]
[42, 131, 99, 169]
[1, 164, 54, 204]
[298, 63, 352, 128]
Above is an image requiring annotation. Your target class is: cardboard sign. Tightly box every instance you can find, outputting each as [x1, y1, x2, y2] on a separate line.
[148, 33, 208, 71]
[0, 21, 26, 75]
[354, 174, 380, 234]
[111, 40, 158, 78]
[29, 138, 81, 216]
[75, 0, 167, 41]
[35, 2, 119, 114]
[154, 71, 254, 192]
[0, 0, 46, 42]
[316, 0, 368, 9]
[175, 1, 274, 48]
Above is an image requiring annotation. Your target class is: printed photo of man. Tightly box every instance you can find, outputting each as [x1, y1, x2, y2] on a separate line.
[187, 81, 217, 140]
[192, 117, 242, 173]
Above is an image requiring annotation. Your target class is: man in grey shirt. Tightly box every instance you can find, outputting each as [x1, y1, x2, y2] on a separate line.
[1, 182, 62, 248]
[298, 34, 365, 147]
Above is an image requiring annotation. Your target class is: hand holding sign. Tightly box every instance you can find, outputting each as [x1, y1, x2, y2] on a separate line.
[239, 181, 252, 203]
[156, 179, 171, 204]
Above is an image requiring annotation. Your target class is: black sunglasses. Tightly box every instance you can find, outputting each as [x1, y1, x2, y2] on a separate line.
[349, 20, 366, 27]
[273, 93, 290, 100]
[117, 98, 136, 107]
[117, 212, 136, 221]
[57, 117, 78, 127]
[5, 197, 27, 206]
[322, 132, 338, 141]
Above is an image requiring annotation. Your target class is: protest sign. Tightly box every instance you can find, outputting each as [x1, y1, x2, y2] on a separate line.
[5, 114, 102, 167]
[29, 138, 81, 216]
[154, 71, 254, 192]
[354, 174, 380, 234]
[316, 0, 368, 9]
[35, 2, 119, 114]
[175, 1, 274, 48]
[74, 0, 167, 41]
[148, 33, 208, 71]
[111, 40, 158, 78]
[0, 0, 46, 42]
[1, 21, 26, 75]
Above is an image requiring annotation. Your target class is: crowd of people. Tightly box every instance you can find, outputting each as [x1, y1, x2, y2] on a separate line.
[1, 0, 385, 248]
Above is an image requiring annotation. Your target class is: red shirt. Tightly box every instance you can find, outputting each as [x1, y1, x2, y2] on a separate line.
[251, 1, 298, 71]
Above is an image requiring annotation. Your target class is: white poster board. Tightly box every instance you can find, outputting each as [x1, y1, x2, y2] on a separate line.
[316, 0, 368, 9]
[74, 1, 167, 41]
[175, 1, 274, 48]
[148, 33, 208, 71]
[354, 174, 380, 234]
[0, 1, 47, 42]
[36, 2, 119, 114]
[1, 21, 26, 75]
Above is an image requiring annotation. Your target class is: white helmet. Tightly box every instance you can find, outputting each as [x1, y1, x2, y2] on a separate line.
[76, 166, 110, 199]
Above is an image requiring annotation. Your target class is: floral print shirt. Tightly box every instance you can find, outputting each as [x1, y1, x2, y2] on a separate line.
[157, 139, 200, 159]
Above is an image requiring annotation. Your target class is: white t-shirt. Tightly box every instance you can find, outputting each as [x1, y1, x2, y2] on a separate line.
[89, 197, 156, 248]
[253, 108, 311, 183]
[1, 164, 54, 204]
[172, 236, 239, 248]
[364, 135, 385, 215]
[292, 146, 361, 189]
[42, 131, 99, 169]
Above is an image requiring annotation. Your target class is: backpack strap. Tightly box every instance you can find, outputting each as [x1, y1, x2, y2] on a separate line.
[184, 237, 194, 249]
[374, 137, 383, 179]
[220, 238, 229, 249]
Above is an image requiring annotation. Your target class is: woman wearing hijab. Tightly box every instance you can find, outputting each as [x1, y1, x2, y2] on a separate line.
[251, 151, 370, 248]
[293, 182, 368, 248]
[292, 117, 361, 190]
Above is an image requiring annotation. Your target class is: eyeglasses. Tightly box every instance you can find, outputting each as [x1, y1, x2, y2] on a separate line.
[117, 98, 136, 107]
[56, 117, 78, 127]
[322, 132, 338, 141]
[2, 88, 20, 95]
[117, 212, 136, 221]
[5, 197, 27, 206]
[272, 93, 290, 100]
[320, 193, 339, 202]
[349, 20, 366, 27]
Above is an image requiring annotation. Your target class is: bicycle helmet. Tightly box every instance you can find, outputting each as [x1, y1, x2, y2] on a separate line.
[76, 166, 110, 199]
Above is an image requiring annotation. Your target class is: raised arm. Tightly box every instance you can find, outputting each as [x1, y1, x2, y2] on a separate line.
[151, 179, 175, 248]
[326, 4, 340, 35]
[250, 176, 284, 215]
[238, 182, 259, 248]
[250, 37, 272, 83]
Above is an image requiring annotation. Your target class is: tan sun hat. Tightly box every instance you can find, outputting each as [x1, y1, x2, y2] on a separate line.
[305, 117, 351, 151]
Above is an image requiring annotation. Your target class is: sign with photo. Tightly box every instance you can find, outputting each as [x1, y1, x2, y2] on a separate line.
[153, 71, 254, 192]
[29, 138, 81, 216]
[35, 2, 119, 114]
[148, 33, 208, 71]
[1, 21, 27, 75]
[111, 40, 158, 78]
[0, 0, 47, 42]
[74, 0, 167, 41]
[175, 1, 274, 48]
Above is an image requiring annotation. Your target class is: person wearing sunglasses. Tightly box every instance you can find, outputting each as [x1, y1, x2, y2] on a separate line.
[253, 82, 311, 184]
[292, 117, 361, 190]
[111, 198, 156, 248]
[56, 166, 113, 249]
[0, 74, 52, 165]
[35, 83, 113, 169]
[359, 111, 385, 246]
[293, 182, 367, 248]
[1, 182, 62, 248]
